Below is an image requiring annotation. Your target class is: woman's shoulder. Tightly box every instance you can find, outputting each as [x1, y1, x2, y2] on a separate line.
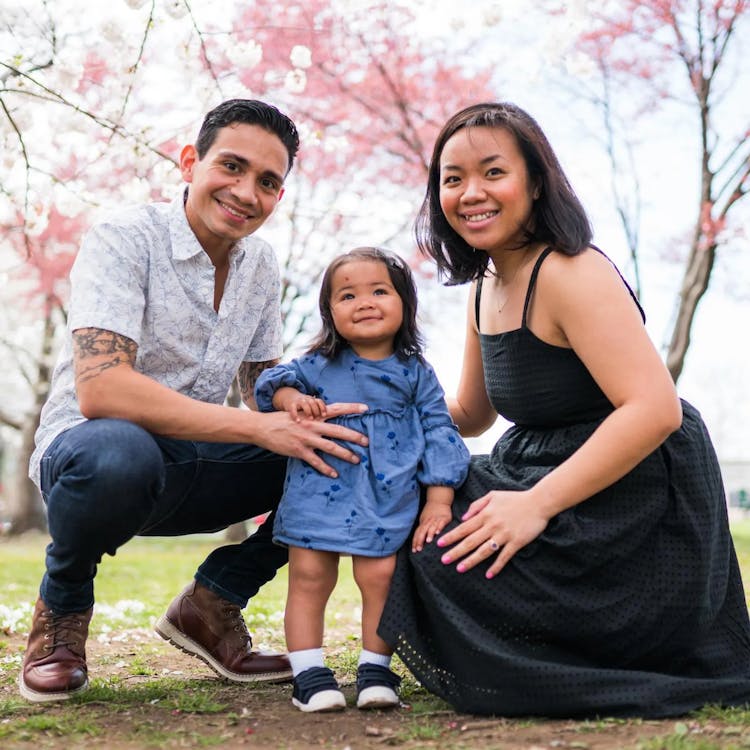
[537, 246, 625, 294]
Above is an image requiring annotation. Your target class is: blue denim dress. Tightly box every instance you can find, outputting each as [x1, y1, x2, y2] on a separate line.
[255, 348, 469, 556]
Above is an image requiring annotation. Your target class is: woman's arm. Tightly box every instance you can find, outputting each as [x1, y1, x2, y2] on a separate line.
[448, 281, 498, 437]
[439, 250, 682, 576]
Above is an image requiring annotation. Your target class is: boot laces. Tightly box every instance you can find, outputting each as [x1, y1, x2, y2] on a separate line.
[221, 602, 252, 646]
[42, 609, 85, 653]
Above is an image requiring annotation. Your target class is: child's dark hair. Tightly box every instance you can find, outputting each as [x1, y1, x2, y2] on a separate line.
[308, 247, 424, 362]
[195, 99, 300, 174]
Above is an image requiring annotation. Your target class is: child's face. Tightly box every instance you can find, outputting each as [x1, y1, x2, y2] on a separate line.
[329, 259, 404, 359]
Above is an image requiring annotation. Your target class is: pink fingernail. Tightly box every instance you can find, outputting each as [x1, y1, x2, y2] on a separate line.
[456, 563, 466, 573]
[440, 554, 451, 564]
[486, 571, 494, 579]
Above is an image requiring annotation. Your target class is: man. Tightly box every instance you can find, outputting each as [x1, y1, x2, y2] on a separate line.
[20, 99, 368, 702]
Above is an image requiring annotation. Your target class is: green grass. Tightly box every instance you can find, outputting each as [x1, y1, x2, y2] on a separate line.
[0, 530, 362, 639]
[2, 524, 750, 748]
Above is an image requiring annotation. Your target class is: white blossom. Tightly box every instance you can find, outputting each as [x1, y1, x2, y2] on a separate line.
[163, 0, 188, 20]
[53, 185, 86, 219]
[123, 0, 149, 8]
[99, 19, 126, 46]
[284, 68, 307, 94]
[290, 44, 312, 69]
[226, 39, 263, 69]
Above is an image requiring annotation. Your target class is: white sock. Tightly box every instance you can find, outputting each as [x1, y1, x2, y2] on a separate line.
[289, 648, 325, 677]
[358, 649, 392, 668]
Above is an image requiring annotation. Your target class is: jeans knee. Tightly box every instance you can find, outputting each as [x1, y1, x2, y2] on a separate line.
[48, 419, 164, 499]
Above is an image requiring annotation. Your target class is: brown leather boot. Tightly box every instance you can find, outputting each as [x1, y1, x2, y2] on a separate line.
[19, 597, 92, 702]
[155, 581, 292, 683]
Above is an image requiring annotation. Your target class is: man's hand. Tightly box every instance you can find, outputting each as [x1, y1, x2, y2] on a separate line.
[260, 402, 369, 478]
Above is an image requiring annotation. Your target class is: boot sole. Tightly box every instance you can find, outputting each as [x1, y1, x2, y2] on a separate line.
[18, 674, 88, 703]
[154, 615, 292, 683]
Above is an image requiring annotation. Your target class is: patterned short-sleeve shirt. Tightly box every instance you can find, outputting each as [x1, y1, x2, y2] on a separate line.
[29, 190, 283, 487]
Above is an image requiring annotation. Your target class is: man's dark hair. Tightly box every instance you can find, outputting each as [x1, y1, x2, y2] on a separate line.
[195, 99, 300, 174]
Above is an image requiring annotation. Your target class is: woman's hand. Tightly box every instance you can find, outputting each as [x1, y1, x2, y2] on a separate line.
[436, 490, 549, 578]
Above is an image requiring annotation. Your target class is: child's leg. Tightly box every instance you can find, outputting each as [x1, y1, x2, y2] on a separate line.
[285, 547, 338, 655]
[352, 554, 401, 709]
[285, 547, 345, 713]
[352, 554, 396, 656]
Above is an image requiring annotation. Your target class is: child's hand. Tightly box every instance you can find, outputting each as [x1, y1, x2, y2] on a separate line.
[412, 503, 452, 552]
[285, 394, 328, 422]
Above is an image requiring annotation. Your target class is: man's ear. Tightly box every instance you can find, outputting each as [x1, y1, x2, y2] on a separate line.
[180, 144, 198, 183]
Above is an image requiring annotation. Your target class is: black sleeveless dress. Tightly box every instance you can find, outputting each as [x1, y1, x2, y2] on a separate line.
[379, 247, 750, 718]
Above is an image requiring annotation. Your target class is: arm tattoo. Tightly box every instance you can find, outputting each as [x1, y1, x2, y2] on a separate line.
[238, 359, 278, 406]
[73, 328, 137, 383]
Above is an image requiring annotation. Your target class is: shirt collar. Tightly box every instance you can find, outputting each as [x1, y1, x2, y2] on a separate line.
[168, 187, 247, 265]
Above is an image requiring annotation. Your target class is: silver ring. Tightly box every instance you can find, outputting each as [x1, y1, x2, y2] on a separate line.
[488, 540, 499, 551]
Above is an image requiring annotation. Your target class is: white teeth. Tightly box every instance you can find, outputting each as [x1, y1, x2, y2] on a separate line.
[464, 211, 496, 222]
[221, 202, 248, 219]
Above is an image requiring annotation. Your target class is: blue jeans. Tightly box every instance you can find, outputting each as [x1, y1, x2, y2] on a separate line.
[38, 418, 288, 614]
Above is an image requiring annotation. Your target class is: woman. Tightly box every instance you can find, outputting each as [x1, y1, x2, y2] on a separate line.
[378, 102, 750, 718]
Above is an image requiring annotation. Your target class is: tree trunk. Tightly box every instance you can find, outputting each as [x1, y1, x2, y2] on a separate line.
[665, 236, 716, 383]
[6, 415, 46, 533]
[6, 310, 56, 534]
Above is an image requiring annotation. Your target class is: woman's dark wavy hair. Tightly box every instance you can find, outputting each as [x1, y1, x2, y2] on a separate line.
[416, 102, 592, 284]
[308, 247, 424, 362]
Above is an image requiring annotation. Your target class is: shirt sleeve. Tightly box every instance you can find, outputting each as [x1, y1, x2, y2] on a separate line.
[414, 361, 471, 488]
[67, 219, 149, 344]
[243, 247, 283, 363]
[254, 359, 311, 412]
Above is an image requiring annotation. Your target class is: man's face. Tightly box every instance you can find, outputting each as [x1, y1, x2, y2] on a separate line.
[180, 122, 289, 257]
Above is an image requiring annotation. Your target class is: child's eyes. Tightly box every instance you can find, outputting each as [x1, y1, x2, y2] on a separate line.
[373, 288, 389, 295]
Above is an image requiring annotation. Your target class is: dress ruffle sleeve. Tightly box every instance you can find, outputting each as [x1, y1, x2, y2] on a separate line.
[414, 363, 470, 488]
[254, 361, 310, 413]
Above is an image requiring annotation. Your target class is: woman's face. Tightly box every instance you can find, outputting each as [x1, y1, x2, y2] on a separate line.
[438, 125, 538, 254]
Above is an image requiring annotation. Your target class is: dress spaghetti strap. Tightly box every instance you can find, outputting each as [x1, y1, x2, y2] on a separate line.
[521, 246, 555, 329]
[475, 245, 644, 332]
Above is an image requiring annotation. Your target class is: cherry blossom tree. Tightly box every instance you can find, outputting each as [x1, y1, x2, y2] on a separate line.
[567, 0, 749, 381]
[0, 0, 496, 533]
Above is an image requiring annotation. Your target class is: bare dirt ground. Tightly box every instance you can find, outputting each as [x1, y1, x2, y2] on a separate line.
[3, 629, 750, 749]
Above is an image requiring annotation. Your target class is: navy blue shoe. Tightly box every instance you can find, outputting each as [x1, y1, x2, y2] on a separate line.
[292, 666, 346, 712]
[356, 663, 401, 709]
